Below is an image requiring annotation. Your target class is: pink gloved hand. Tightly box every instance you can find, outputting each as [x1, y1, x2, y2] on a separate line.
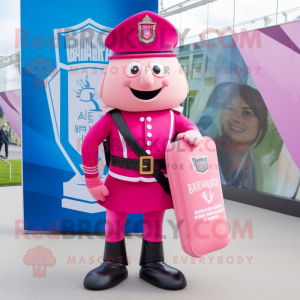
[177, 130, 203, 146]
[85, 177, 109, 203]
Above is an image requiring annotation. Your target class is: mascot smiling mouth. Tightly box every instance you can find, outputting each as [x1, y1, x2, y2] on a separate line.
[130, 88, 162, 100]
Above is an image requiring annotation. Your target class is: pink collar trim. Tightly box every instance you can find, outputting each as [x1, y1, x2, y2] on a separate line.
[101, 105, 183, 114]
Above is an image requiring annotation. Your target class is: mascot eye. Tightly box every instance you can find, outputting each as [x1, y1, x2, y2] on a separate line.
[151, 61, 165, 77]
[131, 65, 139, 74]
[152, 65, 160, 74]
[126, 61, 141, 77]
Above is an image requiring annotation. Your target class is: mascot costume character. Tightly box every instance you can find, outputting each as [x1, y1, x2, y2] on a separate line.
[82, 11, 203, 290]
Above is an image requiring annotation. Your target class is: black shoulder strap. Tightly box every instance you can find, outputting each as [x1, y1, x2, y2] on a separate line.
[109, 109, 171, 196]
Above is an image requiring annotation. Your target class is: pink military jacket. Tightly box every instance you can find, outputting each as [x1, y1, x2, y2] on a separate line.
[82, 108, 198, 182]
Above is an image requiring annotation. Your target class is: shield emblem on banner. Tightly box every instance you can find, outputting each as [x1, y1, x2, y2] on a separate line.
[137, 14, 157, 44]
[191, 155, 209, 174]
[45, 19, 113, 214]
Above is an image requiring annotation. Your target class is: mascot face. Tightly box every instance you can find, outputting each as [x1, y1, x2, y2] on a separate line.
[100, 56, 188, 112]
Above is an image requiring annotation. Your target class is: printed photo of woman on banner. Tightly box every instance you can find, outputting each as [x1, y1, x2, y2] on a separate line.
[178, 35, 300, 201]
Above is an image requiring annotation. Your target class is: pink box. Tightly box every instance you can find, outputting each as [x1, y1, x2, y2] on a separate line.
[166, 137, 230, 257]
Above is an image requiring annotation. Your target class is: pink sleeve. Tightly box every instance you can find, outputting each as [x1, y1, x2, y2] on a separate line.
[174, 112, 199, 134]
[82, 112, 112, 178]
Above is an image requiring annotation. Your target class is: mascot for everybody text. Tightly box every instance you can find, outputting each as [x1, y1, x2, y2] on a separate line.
[82, 11, 203, 290]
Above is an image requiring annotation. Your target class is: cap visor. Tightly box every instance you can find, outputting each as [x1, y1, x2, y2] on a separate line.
[109, 53, 177, 60]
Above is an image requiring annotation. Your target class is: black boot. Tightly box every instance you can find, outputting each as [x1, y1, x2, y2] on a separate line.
[84, 239, 128, 290]
[139, 239, 187, 290]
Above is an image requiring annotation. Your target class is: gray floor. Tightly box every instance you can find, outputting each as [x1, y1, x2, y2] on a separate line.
[0, 143, 22, 160]
[0, 186, 299, 299]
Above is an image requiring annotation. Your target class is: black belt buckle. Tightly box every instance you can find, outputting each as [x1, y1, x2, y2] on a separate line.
[140, 156, 154, 175]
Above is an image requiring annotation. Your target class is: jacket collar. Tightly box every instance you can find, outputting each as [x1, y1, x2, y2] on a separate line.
[101, 105, 183, 114]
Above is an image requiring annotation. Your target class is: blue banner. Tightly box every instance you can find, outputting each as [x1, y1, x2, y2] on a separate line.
[21, 0, 158, 232]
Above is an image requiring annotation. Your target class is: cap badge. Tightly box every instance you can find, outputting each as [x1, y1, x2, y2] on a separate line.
[137, 14, 157, 44]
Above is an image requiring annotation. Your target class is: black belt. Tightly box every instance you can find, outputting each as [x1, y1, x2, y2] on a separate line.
[110, 154, 166, 174]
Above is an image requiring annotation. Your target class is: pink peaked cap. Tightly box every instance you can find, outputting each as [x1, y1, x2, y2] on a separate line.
[105, 11, 178, 59]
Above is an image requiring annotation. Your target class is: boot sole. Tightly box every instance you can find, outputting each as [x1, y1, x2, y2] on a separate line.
[84, 271, 128, 290]
[139, 272, 187, 290]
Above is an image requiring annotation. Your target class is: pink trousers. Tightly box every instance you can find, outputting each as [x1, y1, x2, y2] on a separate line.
[105, 209, 165, 242]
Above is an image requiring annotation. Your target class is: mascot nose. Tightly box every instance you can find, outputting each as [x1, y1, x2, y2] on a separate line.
[140, 66, 154, 88]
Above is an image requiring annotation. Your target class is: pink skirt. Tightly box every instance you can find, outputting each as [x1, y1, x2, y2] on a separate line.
[100, 175, 173, 213]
